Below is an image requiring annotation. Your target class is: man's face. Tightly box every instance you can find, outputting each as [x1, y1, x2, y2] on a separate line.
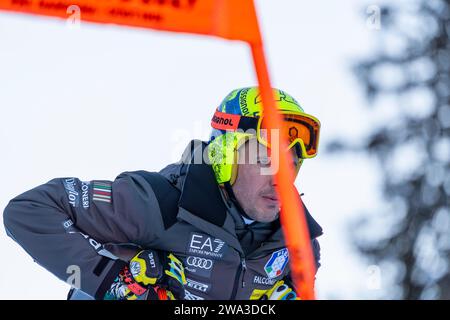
[231, 140, 299, 223]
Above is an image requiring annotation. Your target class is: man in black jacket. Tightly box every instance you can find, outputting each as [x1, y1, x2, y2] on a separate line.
[3, 87, 322, 300]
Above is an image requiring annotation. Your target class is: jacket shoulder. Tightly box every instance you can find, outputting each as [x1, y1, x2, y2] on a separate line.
[122, 170, 181, 230]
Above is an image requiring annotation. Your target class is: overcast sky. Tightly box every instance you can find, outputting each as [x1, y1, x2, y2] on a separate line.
[0, 0, 388, 299]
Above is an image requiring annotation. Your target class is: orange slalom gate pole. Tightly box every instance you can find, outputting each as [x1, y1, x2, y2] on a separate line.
[250, 43, 316, 300]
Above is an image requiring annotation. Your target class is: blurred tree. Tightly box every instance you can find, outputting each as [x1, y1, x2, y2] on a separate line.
[331, 0, 450, 299]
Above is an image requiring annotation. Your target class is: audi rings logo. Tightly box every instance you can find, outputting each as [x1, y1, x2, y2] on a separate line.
[186, 256, 213, 270]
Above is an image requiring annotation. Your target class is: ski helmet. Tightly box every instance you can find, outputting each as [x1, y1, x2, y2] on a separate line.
[208, 87, 321, 185]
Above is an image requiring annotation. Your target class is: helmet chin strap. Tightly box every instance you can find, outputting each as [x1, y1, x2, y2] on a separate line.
[223, 181, 254, 222]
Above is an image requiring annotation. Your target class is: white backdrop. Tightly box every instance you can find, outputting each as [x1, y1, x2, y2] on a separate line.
[0, 0, 386, 299]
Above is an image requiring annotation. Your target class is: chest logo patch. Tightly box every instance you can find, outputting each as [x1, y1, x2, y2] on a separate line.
[264, 248, 289, 279]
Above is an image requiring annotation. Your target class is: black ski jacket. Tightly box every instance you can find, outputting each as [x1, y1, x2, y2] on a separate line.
[3, 140, 322, 300]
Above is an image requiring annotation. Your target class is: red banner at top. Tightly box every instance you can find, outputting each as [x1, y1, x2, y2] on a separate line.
[0, 0, 262, 44]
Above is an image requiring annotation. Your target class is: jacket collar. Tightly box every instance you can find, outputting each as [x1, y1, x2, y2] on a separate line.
[176, 140, 323, 253]
[176, 140, 244, 253]
[177, 140, 229, 228]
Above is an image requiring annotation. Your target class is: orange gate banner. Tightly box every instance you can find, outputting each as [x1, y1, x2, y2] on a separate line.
[0, 0, 261, 44]
[0, 0, 317, 299]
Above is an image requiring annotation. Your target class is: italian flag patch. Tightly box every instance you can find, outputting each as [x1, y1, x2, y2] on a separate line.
[92, 181, 112, 204]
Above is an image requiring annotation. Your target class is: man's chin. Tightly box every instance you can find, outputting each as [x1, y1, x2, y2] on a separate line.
[255, 211, 279, 223]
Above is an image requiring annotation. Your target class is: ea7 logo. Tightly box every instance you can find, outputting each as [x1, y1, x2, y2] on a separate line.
[213, 239, 225, 253]
[187, 233, 227, 260]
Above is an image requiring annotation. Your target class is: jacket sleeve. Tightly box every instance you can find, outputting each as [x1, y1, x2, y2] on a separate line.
[3, 171, 165, 299]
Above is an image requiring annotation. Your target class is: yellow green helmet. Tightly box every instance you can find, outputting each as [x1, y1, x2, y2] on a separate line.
[208, 87, 321, 185]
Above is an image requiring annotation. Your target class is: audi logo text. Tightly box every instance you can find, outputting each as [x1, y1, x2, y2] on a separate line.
[186, 256, 213, 269]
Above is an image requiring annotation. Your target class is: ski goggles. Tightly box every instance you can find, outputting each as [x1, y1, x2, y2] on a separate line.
[211, 109, 320, 159]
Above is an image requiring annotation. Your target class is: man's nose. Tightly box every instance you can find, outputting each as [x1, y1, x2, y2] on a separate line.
[269, 175, 277, 187]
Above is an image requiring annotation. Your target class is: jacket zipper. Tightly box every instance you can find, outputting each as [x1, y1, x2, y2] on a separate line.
[241, 258, 247, 288]
[230, 256, 247, 299]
